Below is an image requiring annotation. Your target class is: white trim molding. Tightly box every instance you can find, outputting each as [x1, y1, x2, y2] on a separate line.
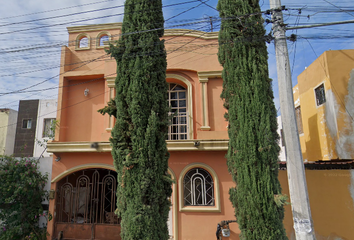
[166, 74, 194, 140]
[106, 76, 116, 130]
[168, 168, 178, 240]
[67, 23, 122, 33]
[47, 140, 228, 153]
[75, 33, 91, 50]
[178, 163, 221, 212]
[106, 77, 116, 88]
[96, 31, 112, 49]
[198, 71, 222, 131]
[51, 163, 115, 183]
[164, 29, 218, 39]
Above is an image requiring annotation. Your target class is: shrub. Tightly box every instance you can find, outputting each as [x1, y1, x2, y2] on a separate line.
[0, 156, 51, 240]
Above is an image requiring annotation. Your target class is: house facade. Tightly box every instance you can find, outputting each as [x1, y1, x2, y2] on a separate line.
[46, 23, 238, 240]
[46, 23, 354, 240]
[0, 108, 18, 156]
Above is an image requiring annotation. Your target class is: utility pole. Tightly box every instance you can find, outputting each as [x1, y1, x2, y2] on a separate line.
[209, 16, 214, 32]
[269, 0, 316, 239]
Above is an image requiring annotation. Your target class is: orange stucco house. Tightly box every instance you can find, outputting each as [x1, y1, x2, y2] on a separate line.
[46, 23, 238, 240]
[46, 23, 354, 240]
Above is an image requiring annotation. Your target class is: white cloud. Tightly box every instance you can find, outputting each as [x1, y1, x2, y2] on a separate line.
[0, 0, 125, 112]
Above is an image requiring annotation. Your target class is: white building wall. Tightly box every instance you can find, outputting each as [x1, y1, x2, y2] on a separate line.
[0, 110, 9, 155]
[38, 156, 53, 227]
[277, 116, 286, 162]
[5, 109, 18, 155]
[33, 99, 57, 225]
[33, 99, 57, 158]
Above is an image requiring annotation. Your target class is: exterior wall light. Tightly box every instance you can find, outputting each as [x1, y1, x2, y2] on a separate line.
[216, 220, 237, 239]
[49, 189, 55, 199]
[84, 88, 89, 96]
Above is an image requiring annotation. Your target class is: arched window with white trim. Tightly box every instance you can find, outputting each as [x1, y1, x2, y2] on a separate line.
[75, 33, 90, 50]
[99, 35, 109, 46]
[96, 32, 112, 48]
[183, 167, 214, 206]
[167, 83, 188, 140]
[79, 37, 88, 48]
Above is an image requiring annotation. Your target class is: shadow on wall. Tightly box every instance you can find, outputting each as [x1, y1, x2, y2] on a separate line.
[306, 114, 322, 161]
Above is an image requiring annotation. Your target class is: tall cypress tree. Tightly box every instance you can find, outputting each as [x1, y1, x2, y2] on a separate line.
[105, 1, 172, 239]
[217, 0, 288, 239]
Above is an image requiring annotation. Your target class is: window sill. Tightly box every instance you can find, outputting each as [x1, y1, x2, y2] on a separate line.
[180, 205, 221, 213]
[75, 47, 90, 51]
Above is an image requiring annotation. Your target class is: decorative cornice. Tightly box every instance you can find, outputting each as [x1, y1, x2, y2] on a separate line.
[63, 70, 105, 78]
[164, 29, 219, 39]
[167, 140, 228, 151]
[106, 77, 115, 88]
[67, 23, 123, 33]
[200, 126, 211, 131]
[198, 71, 222, 82]
[47, 140, 229, 153]
[67, 23, 218, 40]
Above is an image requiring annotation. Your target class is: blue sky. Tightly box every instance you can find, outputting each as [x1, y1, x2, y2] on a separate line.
[0, 0, 353, 115]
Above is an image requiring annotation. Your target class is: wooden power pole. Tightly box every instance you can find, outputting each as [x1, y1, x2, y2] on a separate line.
[269, 0, 316, 239]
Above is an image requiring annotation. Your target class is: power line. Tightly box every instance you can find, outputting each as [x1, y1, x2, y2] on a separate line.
[197, 0, 218, 12]
[0, 4, 125, 28]
[0, 0, 201, 36]
[0, 0, 116, 21]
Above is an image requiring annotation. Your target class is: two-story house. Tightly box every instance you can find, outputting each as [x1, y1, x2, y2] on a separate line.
[46, 23, 240, 240]
[46, 23, 354, 240]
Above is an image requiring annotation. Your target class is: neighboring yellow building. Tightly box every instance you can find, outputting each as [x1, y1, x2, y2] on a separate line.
[294, 49, 354, 162]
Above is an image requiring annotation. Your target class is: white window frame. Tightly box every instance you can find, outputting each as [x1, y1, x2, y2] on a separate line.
[43, 118, 56, 138]
[96, 31, 112, 49]
[22, 119, 32, 129]
[314, 83, 326, 106]
[75, 33, 91, 50]
[167, 83, 188, 140]
[183, 167, 214, 206]
[178, 163, 220, 212]
[166, 74, 193, 140]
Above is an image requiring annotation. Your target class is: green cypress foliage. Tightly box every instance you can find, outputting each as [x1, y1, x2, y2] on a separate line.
[217, 0, 288, 239]
[106, 0, 172, 239]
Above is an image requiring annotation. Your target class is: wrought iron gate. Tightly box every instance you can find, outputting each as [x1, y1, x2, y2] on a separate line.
[55, 168, 120, 240]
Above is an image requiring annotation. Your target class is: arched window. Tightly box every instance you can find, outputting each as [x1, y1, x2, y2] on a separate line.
[99, 35, 109, 46]
[167, 83, 188, 140]
[96, 32, 112, 49]
[75, 34, 90, 50]
[79, 37, 88, 48]
[56, 168, 119, 224]
[183, 167, 214, 206]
